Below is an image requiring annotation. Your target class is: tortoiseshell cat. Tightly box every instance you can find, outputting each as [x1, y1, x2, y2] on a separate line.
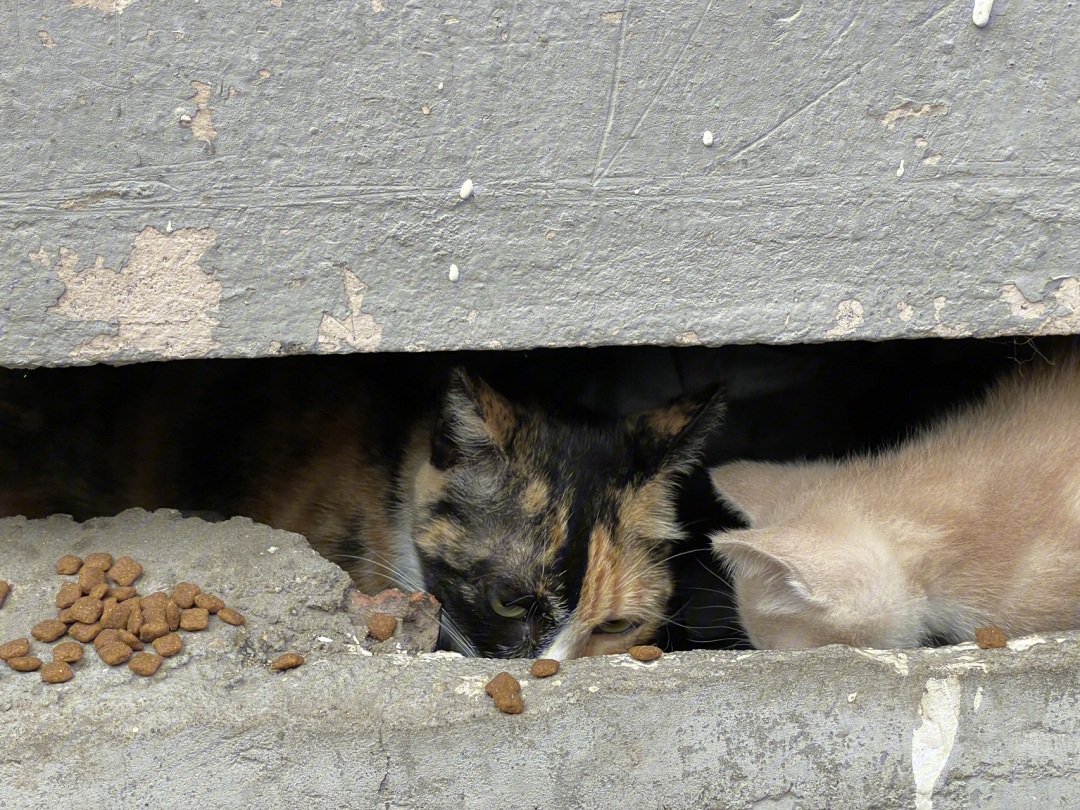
[709, 354, 1080, 650]
[0, 355, 724, 659]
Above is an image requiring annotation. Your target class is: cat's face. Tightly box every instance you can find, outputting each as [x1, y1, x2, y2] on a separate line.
[708, 461, 923, 650]
[410, 372, 724, 659]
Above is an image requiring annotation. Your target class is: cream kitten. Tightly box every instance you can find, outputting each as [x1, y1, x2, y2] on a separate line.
[709, 355, 1080, 650]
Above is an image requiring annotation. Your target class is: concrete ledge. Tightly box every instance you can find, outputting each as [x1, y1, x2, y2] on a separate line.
[2, 510, 1078, 809]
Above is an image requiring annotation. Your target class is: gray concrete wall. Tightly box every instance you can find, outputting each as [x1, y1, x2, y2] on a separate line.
[3, 510, 1079, 809]
[2, 0, 1078, 367]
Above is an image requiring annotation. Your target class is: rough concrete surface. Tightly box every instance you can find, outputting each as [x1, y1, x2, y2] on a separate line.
[2, 1, 1078, 366]
[2, 510, 1079, 809]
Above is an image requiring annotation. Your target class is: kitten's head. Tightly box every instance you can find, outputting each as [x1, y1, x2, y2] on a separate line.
[708, 460, 923, 649]
[410, 369, 725, 660]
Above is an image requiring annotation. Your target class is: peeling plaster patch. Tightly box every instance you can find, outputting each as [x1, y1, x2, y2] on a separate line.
[674, 331, 700, 345]
[1001, 278, 1080, 335]
[881, 102, 948, 131]
[442, 14, 459, 24]
[897, 301, 914, 322]
[600, 11, 624, 22]
[922, 154, 942, 165]
[465, 309, 477, 323]
[28, 247, 50, 266]
[912, 676, 961, 810]
[1000, 283, 1046, 320]
[181, 81, 218, 147]
[47, 226, 220, 362]
[852, 648, 909, 676]
[825, 299, 864, 337]
[931, 296, 971, 338]
[1007, 634, 1046, 652]
[316, 267, 383, 353]
[68, 0, 136, 12]
[370, 0, 384, 9]
[38, 30, 57, 47]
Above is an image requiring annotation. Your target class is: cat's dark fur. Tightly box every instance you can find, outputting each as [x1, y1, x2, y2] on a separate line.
[0, 355, 724, 659]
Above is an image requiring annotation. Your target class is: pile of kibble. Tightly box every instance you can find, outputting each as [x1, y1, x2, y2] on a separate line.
[0, 553, 306, 684]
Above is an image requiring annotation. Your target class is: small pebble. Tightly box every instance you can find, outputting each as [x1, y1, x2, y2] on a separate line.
[459, 178, 473, 200]
[975, 626, 1007, 649]
[270, 653, 305, 671]
[448, 264, 460, 283]
[128, 652, 164, 676]
[972, 0, 993, 27]
[41, 661, 74, 683]
[702, 130, 714, 147]
[530, 658, 560, 678]
[51, 641, 83, 663]
[55, 555, 83, 575]
[628, 645, 663, 662]
[217, 608, 246, 626]
[8, 656, 43, 672]
[367, 612, 397, 641]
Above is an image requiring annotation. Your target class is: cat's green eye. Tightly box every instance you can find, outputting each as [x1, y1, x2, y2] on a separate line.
[490, 596, 528, 619]
[595, 619, 633, 634]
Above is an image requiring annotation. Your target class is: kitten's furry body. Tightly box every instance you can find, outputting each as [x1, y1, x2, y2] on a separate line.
[709, 356, 1080, 650]
[0, 356, 723, 659]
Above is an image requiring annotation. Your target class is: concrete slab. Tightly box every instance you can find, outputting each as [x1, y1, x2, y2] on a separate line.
[2, 510, 1078, 808]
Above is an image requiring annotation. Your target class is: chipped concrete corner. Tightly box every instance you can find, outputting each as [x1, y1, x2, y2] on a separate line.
[3, 510, 1080, 809]
[2, 0, 1078, 365]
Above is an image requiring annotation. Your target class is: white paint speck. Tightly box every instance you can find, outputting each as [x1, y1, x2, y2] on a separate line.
[972, 0, 993, 27]
[912, 676, 961, 810]
[896, 159, 906, 178]
[459, 178, 473, 200]
[1007, 635, 1046, 652]
[448, 264, 460, 283]
[267, 546, 278, 554]
[588, 685, 600, 693]
[702, 130, 714, 147]
[847, 692, 858, 703]
[973, 685, 983, 712]
[316, 636, 333, 643]
[438, 81, 444, 90]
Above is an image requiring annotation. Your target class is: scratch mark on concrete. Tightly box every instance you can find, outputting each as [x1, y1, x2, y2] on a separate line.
[912, 675, 960, 810]
[593, 0, 715, 185]
[726, 72, 854, 163]
[592, 3, 632, 183]
[45, 226, 220, 361]
[316, 265, 383, 352]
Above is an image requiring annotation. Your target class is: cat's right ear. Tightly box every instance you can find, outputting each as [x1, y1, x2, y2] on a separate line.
[709, 460, 831, 527]
[431, 369, 516, 470]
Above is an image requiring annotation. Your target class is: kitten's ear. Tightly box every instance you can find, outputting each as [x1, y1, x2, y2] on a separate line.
[431, 369, 517, 470]
[709, 460, 831, 527]
[626, 386, 726, 476]
[711, 530, 820, 608]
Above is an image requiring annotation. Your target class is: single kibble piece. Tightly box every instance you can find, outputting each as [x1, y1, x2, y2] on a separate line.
[172, 582, 201, 609]
[100, 600, 132, 630]
[8, 656, 43, 672]
[68, 622, 103, 643]
[55, 581, 82, 609]
[217, 608, 246, 626]
[69, 596, 104, 625]
[94, 629, 124, 650]
[179, 608, 210, 631]
[530, 659, 560, 678]
[55, 555, 83, 575]
[0, 638, 30, 661]
[152, 633, 183, 657]
[138, 621, 169, 643]
[97, 642, 133, 666]
[367, 612, 397, 641]
[57, 608, 77, 624]
[31, 620, 68, 643]
[0, 580, 9, 608]
[41, 661, 74, 683]
[78, 565, 106, 595]
[193, 593, 224, 613]
[141, 591, 169, 611]
[127, 601, 143, 635]
[106, 586, 137, 602]
[88, 583, 109, 600]
[128, 652, 164, 676]
[52, 641, 83, 663]
[493, 688, 524, 714]
[628, 645, 663, 662]
[83, 552, 113, 571]
[117, 630, 144, 651]
[485, 671, 521, 696]
[270, 652, 305, 671]
[164, 599, 181, 632]
[108, 556, 142, 586]
[975, 626, 1007, 649]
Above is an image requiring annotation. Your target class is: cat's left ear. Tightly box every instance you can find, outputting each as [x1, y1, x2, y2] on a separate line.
[431, 369, 517, 470]
[626, 387, 726, 476]
[710, 460, 833, 527]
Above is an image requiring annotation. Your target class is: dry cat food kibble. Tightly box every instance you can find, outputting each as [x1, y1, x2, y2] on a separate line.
[8, 656, 43, 672]
[172, 582, 200, 609]
[31, 620, 68, 643]
[108, 556, 142, 586]
[0, 638, 29, 661]
[0, 580, 9, 608]
[193, 593, 224, 613]
[69, 622, 102, 643]
[179, 608, 209, 631]
[628, 645, 663, 662]
[975, 626, 1007, 649]
[83, 553, 114, 571]
[367, 612, 397, 641]
[78, 565, 106, 595]
[153, 633, 183, 657]
[485, 671, 521, 696]
[97, 641, 133, 666]
[107, 586, 137, 602]
[88, 583, 109, 600]
[40, 661, 74, 683]
[217, 608, 245, 626]
[128, 651, 164, 676]
[100, 601, 131, 630]
[55, 581, 81, 609]
[530, 659, 560, 678]
[270, 652, 305, 671]
[52, 641, 83, 663]
[70, 596, 104, 624]
[55, 555, 82, 575]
